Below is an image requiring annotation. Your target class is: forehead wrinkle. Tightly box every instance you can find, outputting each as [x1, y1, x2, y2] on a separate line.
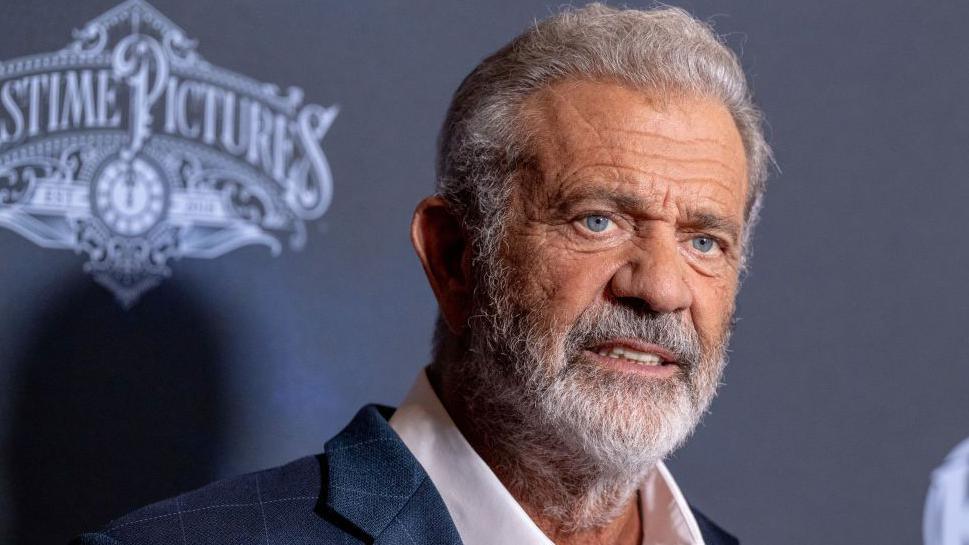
[539, 84, 742, 160]
[597, 126, 736, 150]
[524, 107, 743, 196]
[518, 81, 747, 224]
[540, 82, 612, 142]
[563, 163, 741, 195]
[683, 191, 736, 212]
[571, 143, 741, 177]
[522, 83, 616, 182]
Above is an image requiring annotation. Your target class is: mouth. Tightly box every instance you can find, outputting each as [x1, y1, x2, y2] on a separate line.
[583, 339, 680, 377]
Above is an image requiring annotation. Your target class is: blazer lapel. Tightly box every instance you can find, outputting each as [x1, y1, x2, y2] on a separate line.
[690, 506, 740, 545]
[323, 404, 462, 545]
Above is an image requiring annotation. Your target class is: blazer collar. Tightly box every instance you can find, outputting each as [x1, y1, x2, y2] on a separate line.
[323, 404, 462, 544]
[323, 404, 736, 545]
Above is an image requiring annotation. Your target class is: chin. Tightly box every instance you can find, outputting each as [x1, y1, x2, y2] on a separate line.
[535, 363, 702, 471]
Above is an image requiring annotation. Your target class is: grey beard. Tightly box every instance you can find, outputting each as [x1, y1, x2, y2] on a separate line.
[448, 264, 732, 533]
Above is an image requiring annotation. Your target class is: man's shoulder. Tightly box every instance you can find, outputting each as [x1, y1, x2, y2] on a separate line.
[69, 404, 428, 545]
[70, 454, 356, 545]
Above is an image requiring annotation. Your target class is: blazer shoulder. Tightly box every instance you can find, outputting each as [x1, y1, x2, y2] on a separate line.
[690, 505, 740, 545]
[72, 454, 353, 545]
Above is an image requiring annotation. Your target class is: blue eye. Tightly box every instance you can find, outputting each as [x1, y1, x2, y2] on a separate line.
[691, 236, 718, 253]
[584, 215, 611, 233]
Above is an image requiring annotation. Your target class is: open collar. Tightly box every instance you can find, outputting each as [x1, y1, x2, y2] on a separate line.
[388, 370, 708, 545]
[322, 397, 736, 545]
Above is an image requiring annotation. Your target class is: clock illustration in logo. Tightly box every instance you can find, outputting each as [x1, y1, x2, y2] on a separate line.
[93, 156, 168, 236]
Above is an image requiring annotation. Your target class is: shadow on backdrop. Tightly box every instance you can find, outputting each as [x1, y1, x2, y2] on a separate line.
[6, 280, 228, 545]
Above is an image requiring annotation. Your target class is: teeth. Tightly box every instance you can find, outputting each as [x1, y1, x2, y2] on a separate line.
[595, 346, 664, 366]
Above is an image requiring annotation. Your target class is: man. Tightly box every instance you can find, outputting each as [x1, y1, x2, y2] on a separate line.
[73, 4, 769, 545]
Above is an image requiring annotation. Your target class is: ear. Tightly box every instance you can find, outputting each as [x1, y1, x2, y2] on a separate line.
[411, 196, 474, 335]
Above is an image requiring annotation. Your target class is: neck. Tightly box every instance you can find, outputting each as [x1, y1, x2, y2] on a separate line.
[427, 362, 648, 545]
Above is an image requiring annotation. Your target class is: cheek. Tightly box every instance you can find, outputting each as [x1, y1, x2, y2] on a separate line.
[689, 276, 738, 348]
[510, 242, 619, 327]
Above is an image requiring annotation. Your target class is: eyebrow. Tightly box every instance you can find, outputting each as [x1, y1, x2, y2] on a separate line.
[549, 187, 641, 210]
[683, 211, 742, 244]
[551, 187, 742, 243]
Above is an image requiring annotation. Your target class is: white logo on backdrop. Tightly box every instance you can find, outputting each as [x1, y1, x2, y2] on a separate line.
[0, 0, 337, 306]
[924, 437, 969, 545]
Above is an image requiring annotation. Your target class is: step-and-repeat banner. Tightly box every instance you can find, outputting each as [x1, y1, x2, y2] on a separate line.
[0, 2, 966, 544]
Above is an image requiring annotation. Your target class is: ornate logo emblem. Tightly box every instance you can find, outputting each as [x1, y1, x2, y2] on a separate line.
[0, 0, 337, 305]
[924, 437, 969, 545]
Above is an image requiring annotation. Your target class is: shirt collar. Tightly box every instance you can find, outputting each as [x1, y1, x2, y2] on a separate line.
[389, 369, 705, 545]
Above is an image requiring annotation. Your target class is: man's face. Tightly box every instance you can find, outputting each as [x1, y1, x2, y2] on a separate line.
[468, 80, 748, 471]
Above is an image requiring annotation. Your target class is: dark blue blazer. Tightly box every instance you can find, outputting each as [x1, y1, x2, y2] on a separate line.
[71, 405, 739, 545]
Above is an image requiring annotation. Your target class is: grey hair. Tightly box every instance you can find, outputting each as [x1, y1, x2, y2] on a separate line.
[436, 3, 771, 267]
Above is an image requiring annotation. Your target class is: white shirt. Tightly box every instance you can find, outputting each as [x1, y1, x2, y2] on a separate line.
[389, 369, 705, 545]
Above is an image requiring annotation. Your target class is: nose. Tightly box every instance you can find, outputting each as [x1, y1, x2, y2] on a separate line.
[608, 235, 692, 314]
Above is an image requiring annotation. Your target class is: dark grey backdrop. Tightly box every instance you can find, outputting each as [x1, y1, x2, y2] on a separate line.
[1, 1, 967, 544]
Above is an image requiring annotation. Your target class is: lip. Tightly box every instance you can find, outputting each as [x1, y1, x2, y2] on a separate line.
[583, 338, 680, 378]
[587, 338, 679, 365]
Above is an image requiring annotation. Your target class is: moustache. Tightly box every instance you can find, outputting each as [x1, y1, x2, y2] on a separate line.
[562, 305, 703, 372]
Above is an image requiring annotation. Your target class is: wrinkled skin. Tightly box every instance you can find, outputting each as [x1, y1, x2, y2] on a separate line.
[505, 80, 747, 355]
[412, 80, 748, 545]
